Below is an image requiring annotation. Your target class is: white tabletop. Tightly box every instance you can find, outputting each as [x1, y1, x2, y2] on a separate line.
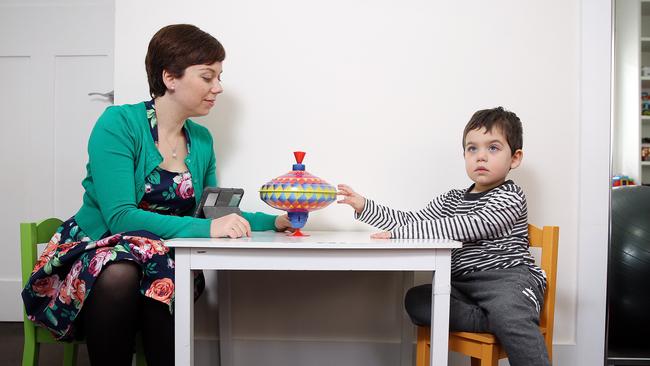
[165, 231, 461, 249]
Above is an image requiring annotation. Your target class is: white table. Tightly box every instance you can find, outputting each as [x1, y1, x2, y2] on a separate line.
[166, 231, 461, 366]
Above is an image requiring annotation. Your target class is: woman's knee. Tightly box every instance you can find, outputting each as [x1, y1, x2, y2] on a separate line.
[94, 261, 141, 298]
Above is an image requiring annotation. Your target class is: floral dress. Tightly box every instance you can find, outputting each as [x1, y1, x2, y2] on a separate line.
[21, 100, 200, 341]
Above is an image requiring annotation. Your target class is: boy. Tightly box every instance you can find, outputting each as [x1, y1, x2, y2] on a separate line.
[337, 107, 550, 366]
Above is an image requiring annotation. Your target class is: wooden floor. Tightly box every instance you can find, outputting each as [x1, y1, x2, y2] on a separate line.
[1, 322, 90, 366]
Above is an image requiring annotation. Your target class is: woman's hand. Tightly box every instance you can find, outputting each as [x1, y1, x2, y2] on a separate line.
[274, 214, 294, 232]
[337, 184, 366, 214]
[210, 214, 251, 238]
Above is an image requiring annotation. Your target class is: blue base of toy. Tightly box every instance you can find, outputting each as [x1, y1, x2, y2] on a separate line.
[288, 211, 308, 229]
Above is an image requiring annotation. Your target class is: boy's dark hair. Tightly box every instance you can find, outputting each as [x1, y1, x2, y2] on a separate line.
[462, 106, 523, 155]
[145, 24, 226, 98]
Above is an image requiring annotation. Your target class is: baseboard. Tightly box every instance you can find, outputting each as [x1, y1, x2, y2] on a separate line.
[196, 338, 404, 366]
[194, 338, 581, 366]
[554, 343, 579, 365]
[0, 279, 24, 321]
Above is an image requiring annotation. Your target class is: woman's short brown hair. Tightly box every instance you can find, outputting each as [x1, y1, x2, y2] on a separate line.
[145, 24, 226, 98]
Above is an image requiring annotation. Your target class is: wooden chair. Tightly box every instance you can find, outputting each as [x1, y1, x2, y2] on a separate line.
[415, 224, 559, 366]
[20, 218, 147, 366]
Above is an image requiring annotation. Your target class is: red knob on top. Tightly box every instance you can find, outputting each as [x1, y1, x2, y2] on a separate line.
[294, 151, 306, 164]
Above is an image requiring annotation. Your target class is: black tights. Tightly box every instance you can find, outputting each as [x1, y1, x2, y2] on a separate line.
[80, 262, 174, 366]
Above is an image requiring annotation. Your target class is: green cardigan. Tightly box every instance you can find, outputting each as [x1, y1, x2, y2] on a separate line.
[75, 102, 276, 240]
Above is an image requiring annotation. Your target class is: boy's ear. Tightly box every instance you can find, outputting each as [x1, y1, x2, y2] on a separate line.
[510, 149, 523, 169]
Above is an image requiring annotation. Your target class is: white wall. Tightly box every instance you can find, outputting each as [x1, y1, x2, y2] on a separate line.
[572, 1, 610, 365]
[115, 0, 610, 365]
[613, 0, 640, 182]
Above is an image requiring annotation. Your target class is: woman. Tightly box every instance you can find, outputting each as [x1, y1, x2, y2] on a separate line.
[21, 24, 291, 366]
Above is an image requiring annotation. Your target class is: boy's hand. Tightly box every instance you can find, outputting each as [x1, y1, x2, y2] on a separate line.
[370, 231, 391, 239]
[337, 184, 366, 214]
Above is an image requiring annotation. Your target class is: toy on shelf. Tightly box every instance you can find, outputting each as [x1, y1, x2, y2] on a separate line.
[642, 92, 650, 116]
[612, 175, 635, 187]
[643, 146, 650, 161]
[259, 151, 336, 236]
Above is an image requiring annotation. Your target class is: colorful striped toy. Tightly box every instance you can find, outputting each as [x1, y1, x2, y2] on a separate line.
[259, 151, 336, 236]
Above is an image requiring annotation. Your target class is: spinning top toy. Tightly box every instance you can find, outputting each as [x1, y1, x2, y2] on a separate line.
[259, 152, 336, 236]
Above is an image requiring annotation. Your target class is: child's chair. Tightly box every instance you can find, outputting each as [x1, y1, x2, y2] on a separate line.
[20, 218, 147, 366]
[414, 224, 559, 366]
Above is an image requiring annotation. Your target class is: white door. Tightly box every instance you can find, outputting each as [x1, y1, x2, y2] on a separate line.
[0, 0, 114, 321]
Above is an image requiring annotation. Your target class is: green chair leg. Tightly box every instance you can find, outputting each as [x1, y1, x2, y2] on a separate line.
[135, 333, 147, 366]
[62, 343, 78, 366]
[22, 221, 41, 366]
[22, 293, 39, 366]
[21, 336, 38, 366]
[135, 350, 147, 366]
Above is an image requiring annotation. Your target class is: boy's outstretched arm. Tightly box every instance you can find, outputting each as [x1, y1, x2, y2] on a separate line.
[391, 189, 525, 240]
[338, 184, 451, 232]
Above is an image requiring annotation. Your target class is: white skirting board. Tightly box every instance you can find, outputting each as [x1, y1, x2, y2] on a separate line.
[195, 338, 405, 366]
[192, 338, 575, 366]
[0, 279, 23, 321]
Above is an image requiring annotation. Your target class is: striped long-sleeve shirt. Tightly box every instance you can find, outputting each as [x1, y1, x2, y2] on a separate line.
[356, 180, 546, 291]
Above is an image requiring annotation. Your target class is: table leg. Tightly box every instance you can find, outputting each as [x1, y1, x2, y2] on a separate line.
[218, 271, 233, 366]
[400, 271, 415, 366]
[430, 250, 452, 366]
[175, 248, 194, 366]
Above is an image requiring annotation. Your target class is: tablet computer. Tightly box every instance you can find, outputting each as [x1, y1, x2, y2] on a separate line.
[193, 187, 244, 219]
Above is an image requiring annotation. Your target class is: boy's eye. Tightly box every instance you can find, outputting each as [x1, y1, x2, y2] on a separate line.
[488, 145, 500, 152]
[466, 146, 477, 152]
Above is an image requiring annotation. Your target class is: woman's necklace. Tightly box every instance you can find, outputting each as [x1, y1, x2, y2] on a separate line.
[164, 134, 180, 159]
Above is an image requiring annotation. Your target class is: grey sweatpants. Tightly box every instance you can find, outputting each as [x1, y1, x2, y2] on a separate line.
[405, 265, 550, 366]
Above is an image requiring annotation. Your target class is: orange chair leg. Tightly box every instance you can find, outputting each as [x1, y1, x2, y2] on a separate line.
[416, 327, 430, 366]
[477, 343, 499, 366]
[425, 342, 430, 366]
